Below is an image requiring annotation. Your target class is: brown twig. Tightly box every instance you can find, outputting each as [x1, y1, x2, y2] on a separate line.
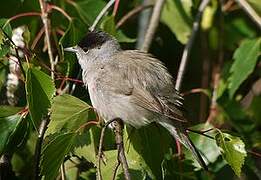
[206, 7, 224, 123]
[247, 150, 261, 158]
[113, 119, 130, 180]
[31, 27, 45, 50]
[175, 0, 211, 91]
[49, 4, 72, 21]
[112, 0, 120, 16]
[116, 4, 153, 29]
[140, 0, 166, 52]
[4, 12, 41, 28]
[39, 0, 55, 79]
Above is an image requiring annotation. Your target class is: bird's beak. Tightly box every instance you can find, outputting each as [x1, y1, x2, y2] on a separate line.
[64, 46, 77, 53]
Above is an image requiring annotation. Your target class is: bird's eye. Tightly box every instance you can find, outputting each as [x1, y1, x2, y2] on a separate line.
[82, 47, 89, 53]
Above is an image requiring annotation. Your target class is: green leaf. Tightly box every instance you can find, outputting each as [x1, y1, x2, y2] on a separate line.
[215, 131, 247, 177]
[161, 154, 196, 179]
[100, 16, 136, 43]
[201, 0, 217, 31]
[161, 0, 192, 44]
[26, 67, 55, 129]
[228, 38, 261, 98]
[41, 132, 77, 180]
[70, 0, 106, 25]
[0, 114, 23, 155]
[0, 18, 12, 58]
[123, 125, 174, 179]
[0, 18, 12, 37]
[46, 94, 91, 135]
[0, 106, 23, 117]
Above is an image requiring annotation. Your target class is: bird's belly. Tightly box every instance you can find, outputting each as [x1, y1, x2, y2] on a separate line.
[88, 85, 152, 128]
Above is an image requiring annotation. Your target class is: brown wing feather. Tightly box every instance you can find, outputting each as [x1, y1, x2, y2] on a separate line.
[113, 50, 188, 123]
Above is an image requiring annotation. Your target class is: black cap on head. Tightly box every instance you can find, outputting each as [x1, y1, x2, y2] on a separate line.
[78, 31, 111, 50]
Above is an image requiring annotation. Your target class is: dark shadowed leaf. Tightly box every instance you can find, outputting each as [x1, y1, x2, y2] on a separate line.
[0, 114, 22, 155]
[26, 67, 55, 129]
[0, 18, 12, 58]
[215, 131, 247, 177]
[41, 132, 77, 180]
[228, 38, 261, 98]
[161, 0, 192, 44]
[47, 94, 91, 135]
[161, 153, 196, 179]
[0, 106, 23, 117]
[70, 0, 106, 25]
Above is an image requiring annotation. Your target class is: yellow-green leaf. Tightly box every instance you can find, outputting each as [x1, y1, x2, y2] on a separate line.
[215, 131, 247, 177]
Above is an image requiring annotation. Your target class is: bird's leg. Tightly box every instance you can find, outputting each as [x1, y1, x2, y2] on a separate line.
[113, 118, 131, 180]
[97, 119, 118, 180]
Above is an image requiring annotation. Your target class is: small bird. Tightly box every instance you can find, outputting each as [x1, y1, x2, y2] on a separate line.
[65, 31, 207, 170]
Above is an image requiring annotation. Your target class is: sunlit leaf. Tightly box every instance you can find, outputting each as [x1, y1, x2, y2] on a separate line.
[100, 16, 136, 43]
[26, 67, 55, 129]
[215, 131, 247, 177]
[0, 106, 23, 117]
[46, 94, 91, 135]
[201, 0, 217, 31]
[228, 38, 261, 98]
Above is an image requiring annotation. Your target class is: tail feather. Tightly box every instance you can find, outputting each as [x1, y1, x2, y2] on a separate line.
[159, 121, 208, 170]
[180, 132, 208, 170]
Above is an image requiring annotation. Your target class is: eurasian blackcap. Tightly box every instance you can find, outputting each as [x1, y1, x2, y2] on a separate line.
[65, 31, 207, 170]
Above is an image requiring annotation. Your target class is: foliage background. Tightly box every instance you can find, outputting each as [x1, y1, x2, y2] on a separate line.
[0, 0, 260, 179]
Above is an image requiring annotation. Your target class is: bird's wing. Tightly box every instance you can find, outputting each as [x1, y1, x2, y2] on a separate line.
[109, 50, 187, 123]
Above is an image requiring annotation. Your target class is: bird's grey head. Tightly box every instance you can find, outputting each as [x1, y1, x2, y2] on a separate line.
[65, 31, 121, 69]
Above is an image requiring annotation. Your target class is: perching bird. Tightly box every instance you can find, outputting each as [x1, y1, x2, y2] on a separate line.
[65, 31, 207, 170]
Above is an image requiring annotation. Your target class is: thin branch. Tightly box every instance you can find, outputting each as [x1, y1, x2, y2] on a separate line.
[39, 0, 55, 80]
[234, 0, 261, 29]
[116, 4, 153, 29]
[113, 119, 130, 180]
[140, 0, 166, 52]
[31, 27, 45, 50]
[60, 163, 66, 180]
[112, 0, 120, 16]
[70, 70, 82, 95]
[175, 0, 210, 91]
[49, 4, 72, 21]
[34, 115, 50, 180]
[136, 0, 152, 49]
[112, 160, 121, 180]
[89, 0, 116, 32]
[4, 12, 41, 28]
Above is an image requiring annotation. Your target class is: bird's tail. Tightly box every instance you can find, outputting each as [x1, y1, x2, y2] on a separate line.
[159, 121, 208, 170]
